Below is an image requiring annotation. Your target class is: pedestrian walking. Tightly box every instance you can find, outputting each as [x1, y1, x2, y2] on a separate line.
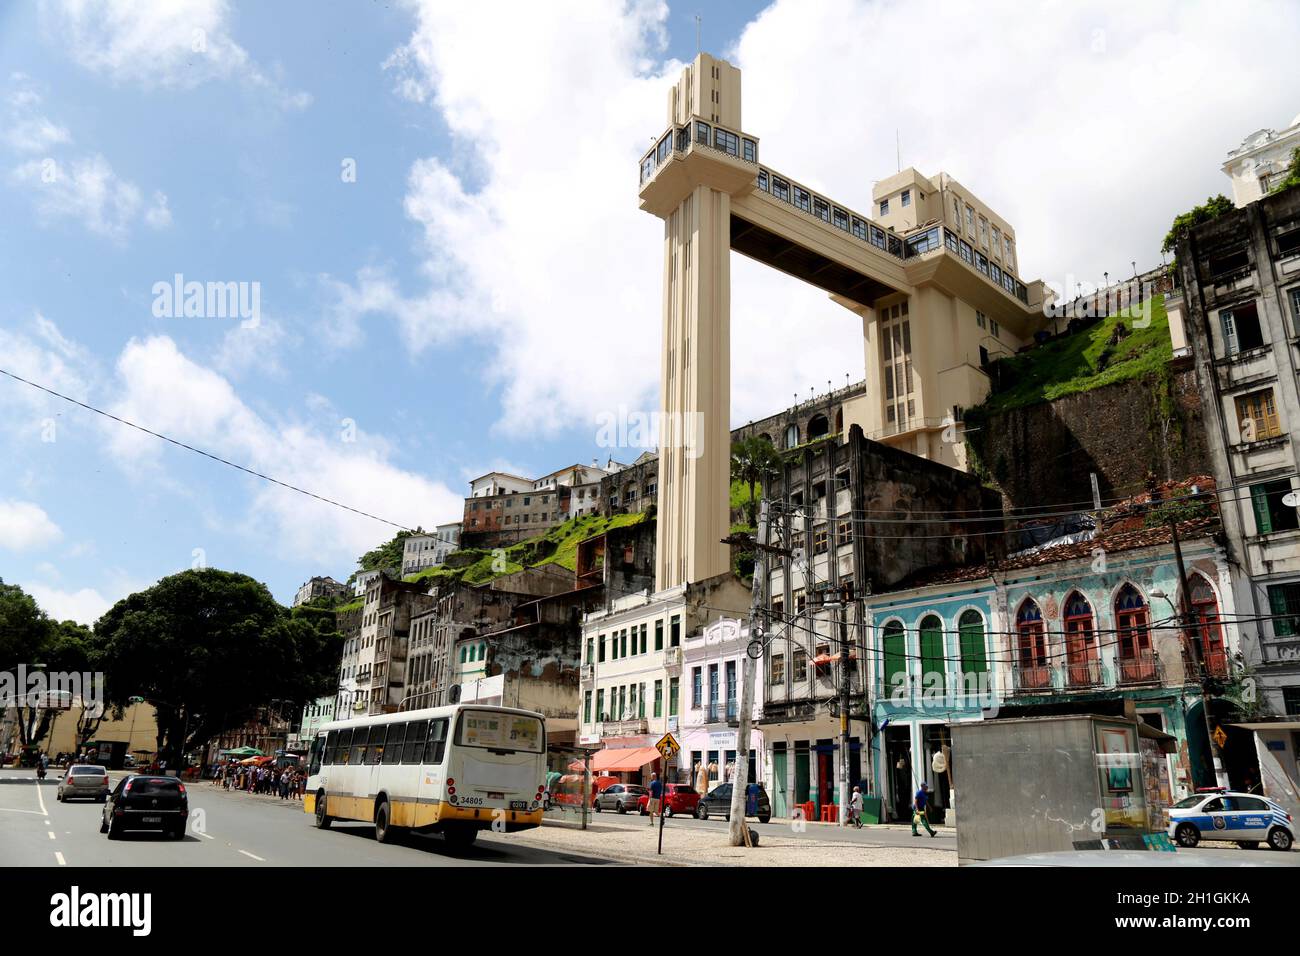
[847, 785, 863, 828]
[646, 772, 662, 826]
[912, 782, 936, 837]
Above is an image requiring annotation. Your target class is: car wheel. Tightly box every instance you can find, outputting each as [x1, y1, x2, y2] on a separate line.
[107, 819, 122, 840]
[99, 814, 108, 834]
[697, 804, 708, 821]
[639, 804, 647, 815]
[758, 815, 771, 824]
[314, 791, 332, 829]
[616, 800, 627, 814]
[664, 806, 674, 818]
[1267, 826, 1294, 851]
[1175, 823, 1200, 848]
[56, 791, 63, 802]
[593, 800, 602, 812]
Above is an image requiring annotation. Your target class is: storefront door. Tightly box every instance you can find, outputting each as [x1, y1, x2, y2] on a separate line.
[772, 745, 788, 817]
[886, 726, 912, 821]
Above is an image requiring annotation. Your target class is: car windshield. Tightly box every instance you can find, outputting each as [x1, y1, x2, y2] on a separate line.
[71, 766, 105, 775]
[1171, 795, 1205, 809]
[130, 778, 179, 794]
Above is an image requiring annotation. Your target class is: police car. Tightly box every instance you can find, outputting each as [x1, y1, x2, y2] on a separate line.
[1168, 788, 1294, 851]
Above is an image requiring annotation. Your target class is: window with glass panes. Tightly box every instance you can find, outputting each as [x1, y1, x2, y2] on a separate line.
[669, 677, 679, 716]
[957, 609, 988, 684]
[770, 653, 785, 685]
[653, 680, 663, 717]
[1251, 479, 1300, 534]
[655, 619, 664, 650]
[1268, 583, 1300, 637]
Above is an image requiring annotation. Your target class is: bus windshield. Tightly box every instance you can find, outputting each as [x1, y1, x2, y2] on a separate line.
[456, 710, 543, 754]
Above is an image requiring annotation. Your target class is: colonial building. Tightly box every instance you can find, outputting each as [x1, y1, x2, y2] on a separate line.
[400, 523, 461, 577]
[760, 423, 1005, 820]
[292, 575, 349, 607]
[1172, 184, 1300, 719]
[1222, 113, 1300, 208]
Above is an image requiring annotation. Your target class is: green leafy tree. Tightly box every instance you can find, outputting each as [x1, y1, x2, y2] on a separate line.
[0, 580, 60, 748]
[1270, 146, 1300, 195]
[93, 568, 341, 767]
[1162, 194, 1234, 256]
[730, 435, 781, 526]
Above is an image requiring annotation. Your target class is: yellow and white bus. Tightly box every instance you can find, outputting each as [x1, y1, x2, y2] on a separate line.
[304, 703, 547, 848]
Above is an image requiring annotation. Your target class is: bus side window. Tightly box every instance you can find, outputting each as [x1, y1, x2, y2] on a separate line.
[309, 735, 325, 774]
[336, 728, 353, 765]
[427, 718, 449, 764]
[386, 723, 408, 763]
[404, 720, 427, 764]
[324, 730, 339, 765]
[370, 724, 389, 765]
[350, 727, 369, 766]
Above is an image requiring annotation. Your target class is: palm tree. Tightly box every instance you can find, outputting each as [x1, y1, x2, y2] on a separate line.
[730, 435, 781, 527]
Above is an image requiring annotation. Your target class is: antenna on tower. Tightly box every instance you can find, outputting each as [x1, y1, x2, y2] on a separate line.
[696, 14, 702, 55]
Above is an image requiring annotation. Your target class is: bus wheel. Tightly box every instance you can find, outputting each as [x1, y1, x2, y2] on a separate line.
[374, 799, 401, 844]
[444, 825, 478, 850]
[314, 792, 332, 830]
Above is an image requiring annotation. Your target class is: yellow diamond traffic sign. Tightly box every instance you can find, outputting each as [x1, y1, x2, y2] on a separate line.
[1212, 725, 1228, 748]
[655, 732, 680, 761]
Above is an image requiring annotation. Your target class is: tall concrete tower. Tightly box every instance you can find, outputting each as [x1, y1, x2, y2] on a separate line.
[639, 54, 755, 592]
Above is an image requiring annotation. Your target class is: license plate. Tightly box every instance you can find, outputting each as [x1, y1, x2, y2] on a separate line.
[142, 816, 161, 823]
[487, 791, 504, 800]
[509, 800, 527, 810]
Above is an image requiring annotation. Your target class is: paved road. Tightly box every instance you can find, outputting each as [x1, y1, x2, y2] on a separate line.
[0, 770, 617, 867]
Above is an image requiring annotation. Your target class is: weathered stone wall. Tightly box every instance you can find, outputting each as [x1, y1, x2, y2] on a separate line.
[965, 365, 1210, 511]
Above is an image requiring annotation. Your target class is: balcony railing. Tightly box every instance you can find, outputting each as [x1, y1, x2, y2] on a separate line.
[1117, 651, 1160, 685]
[1012, 663, 1053, 693]
[1064, 659, 1105, 690]
[603, 718, 648, 737]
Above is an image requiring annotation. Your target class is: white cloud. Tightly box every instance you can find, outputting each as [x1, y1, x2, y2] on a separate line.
[10, 153, 171, 241]
[0, 314, 98, 440]
[335, 0, 1299, 440]
[0, 500, 63, 551]
[212, 316, 291, 379]
[24, 582, 111, 625]
[104, 336, 464, 563]
[4, 76, 71, 152]
[45, 0, 310, 108]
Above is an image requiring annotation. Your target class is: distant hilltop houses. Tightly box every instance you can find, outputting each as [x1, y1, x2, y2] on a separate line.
[285, 80, 1300, 832]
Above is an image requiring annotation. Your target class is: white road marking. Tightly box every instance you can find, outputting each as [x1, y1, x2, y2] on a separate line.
[54, 852, 66, 866]
[34, 779, 47, 816]
[197, 831, 214, 840]
[0, 807, 45, 815]
[238, 849, 266, 862]
[47, 831, 55, 840]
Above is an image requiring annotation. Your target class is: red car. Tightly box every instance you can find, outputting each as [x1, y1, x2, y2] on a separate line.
[637, 784, 700, 818]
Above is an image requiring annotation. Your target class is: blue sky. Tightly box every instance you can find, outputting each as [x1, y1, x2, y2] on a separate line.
[1, 0, 1296, 621]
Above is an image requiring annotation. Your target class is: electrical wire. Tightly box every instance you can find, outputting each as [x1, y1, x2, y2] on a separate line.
[0, 365, 414, 531]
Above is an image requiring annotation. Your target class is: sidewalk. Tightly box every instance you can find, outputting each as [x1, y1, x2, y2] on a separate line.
[486, 814, 957, 866]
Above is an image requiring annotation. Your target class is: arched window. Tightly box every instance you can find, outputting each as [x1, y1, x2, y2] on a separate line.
[919, 614, 946, 695]
[1189, 575, 1226, 676]
[882, 620, 907, 696]
[1063, 591, 1099, 687]
[807, 414, 830, 440]
[1115, 584, 1154, 683]
[1015, 599, 1050, 690]
[785, 423, 800, 448]
[958, 609, 988, 690]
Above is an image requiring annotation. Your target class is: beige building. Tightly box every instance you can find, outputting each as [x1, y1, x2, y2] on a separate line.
[1222, 113, 1300, 208]
[638, 52, 1049, 590]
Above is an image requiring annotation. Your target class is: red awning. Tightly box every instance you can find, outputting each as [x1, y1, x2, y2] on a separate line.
[589, 747, 662, 773]
[813, 652, 857, 666]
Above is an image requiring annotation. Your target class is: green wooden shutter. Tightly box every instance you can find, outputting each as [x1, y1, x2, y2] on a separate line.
[920, 617, 946, 694]
[959, 611, 988, 681]
[883, 625, 906, 695]
[1252, 484, 1273, 535]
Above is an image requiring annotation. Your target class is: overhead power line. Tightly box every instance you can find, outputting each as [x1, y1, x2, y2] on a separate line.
[0, 366, 413, 532]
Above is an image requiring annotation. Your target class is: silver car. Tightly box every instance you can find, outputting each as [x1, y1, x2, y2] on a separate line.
[593, 783, 649, 814]
[57, 764, 110, 802]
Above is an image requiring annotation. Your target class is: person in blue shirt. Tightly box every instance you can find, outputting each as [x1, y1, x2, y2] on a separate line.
[912, 782, 936, 837]
[647, 773, 663, 826]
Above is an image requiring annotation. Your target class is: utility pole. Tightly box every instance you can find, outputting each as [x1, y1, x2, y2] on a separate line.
[837, 590, 851, 826]
[727, 498, 768, 846]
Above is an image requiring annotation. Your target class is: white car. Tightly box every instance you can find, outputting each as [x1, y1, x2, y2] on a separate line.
[1168, 789, 1294, 851]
